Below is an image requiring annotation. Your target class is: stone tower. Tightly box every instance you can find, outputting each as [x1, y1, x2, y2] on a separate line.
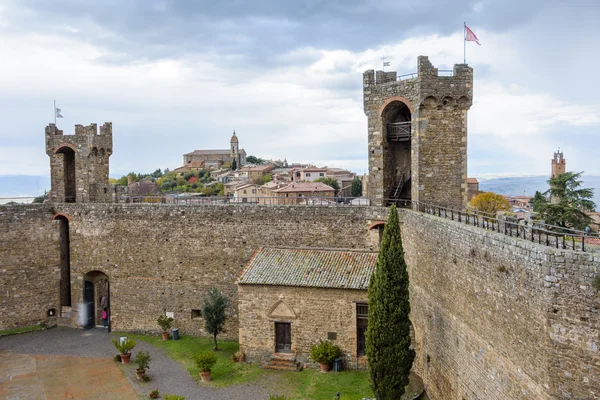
[363, 56, 473, 208]
[551, 149, 566, 178]
[45, 122, 113, 203]
[230, 130, 240, 167]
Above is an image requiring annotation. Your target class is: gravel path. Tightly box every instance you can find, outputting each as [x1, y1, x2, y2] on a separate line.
[0, 326, 270, 399]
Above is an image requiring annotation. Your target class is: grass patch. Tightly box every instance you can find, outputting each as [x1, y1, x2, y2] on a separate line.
[0, 324, 47, 337]
[118, 333, 264, 388]
[269, 369, 373, 400]
[116, 333, 373, 399]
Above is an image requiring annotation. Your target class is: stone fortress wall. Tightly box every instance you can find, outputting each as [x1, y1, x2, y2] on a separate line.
[1, 203, 598, 399]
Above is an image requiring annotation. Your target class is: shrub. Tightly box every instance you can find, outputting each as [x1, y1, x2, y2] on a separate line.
[594, 275, 600, 291]
[157, 315, 174, 332]
[135, 351, 151, 370]
[163, 395, 185, 400]
[309, 340, 341, 365]
[112, 338, 136, 354]
[113, 354, 122, 362]
[194, 351, 217, 372]
[149, 388, 159, 399]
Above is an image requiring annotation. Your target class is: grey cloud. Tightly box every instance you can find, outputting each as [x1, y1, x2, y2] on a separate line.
[5, 0, 546, 66]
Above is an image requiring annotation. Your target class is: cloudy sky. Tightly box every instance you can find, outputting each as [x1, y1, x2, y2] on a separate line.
[0, 0, 598, 180]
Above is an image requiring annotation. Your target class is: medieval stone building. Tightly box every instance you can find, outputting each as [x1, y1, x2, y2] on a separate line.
[182, 131, 247, 169]
[364, 56, 473, 208]
[45, 122, 117, 203]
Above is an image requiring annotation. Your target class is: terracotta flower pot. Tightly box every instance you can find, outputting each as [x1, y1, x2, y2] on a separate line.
[238, 354, 245, 362]
[161, 331, 170, 340]
[232, 356, 238, 362]
[319, 363, 330, 373]
[200, 371, 211, 382]
[136, 368, 146, 380]
[120, 353, 131, 364]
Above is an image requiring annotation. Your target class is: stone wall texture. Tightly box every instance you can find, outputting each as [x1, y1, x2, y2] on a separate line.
[363, 56, 473, 208]
[45, 123, 114, 203]
[237, 284, 368, 367]
[401, 210, 600, 400]
[0, 203, 598, 399]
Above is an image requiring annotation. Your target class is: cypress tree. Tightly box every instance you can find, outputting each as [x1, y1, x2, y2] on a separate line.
[366, 205, 414, 399]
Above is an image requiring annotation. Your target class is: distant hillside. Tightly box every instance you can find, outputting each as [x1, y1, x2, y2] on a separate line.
[478, 175, 600, 206]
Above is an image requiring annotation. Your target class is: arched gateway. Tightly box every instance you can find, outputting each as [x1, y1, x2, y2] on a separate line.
[82, 271, 110, 330]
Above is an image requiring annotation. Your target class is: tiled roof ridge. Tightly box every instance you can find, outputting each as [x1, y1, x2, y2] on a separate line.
[260, 246, 377, 253]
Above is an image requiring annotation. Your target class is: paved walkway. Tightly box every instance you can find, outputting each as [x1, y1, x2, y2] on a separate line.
[0, 327, 269, 400]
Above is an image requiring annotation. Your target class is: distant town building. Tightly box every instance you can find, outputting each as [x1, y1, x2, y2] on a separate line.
[466, 178, 480, 202]
[181, 131, 247, 170]
[551, 149, 566, 179]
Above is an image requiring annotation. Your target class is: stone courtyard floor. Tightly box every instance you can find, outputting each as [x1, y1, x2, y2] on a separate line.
[0, 327, 269, 400]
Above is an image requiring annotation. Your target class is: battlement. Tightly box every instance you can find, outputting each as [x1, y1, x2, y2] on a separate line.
[45, 122, 113, 136]
[363, 56, 472, 87]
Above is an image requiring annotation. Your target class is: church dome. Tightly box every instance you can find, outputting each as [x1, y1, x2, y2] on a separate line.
[230, 130, 238, 143]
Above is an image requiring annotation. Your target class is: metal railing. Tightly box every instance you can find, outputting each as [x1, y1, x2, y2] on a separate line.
[407, 201, 599, 253]
[437, 69, 454, 76]
[386, 122, 411, 141]
[397, 72, 417, 81]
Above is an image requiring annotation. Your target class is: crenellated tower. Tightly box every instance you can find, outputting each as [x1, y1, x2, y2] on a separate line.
[363, 56, 473, 208]
[45, 122, 113, 203]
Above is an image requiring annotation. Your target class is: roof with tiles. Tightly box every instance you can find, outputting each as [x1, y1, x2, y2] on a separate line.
[273, 182, 334, 193]
[237, 247, 378, 290]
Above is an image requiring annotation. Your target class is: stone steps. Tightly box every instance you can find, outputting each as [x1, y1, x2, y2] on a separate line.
[261, 354, 302, 372]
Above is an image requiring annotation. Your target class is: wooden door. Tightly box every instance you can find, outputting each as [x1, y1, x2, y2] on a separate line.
[275, 322, 292, 353]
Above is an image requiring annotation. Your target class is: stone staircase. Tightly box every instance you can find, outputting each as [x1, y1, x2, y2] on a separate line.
[261, 354, 303, 372]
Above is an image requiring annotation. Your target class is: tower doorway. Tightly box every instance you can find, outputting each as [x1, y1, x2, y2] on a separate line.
[55, 146, 76, 203]
[382, 101, 412, 206]
[82, 271, 110, 330]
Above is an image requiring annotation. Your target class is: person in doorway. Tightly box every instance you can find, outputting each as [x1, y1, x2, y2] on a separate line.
[102, 308, 108, 329]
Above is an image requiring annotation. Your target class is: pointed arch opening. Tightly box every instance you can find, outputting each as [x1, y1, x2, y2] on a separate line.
[54, 214, 71, 311]
[381, 100, 412, 206]
[55, 146, 76, 203]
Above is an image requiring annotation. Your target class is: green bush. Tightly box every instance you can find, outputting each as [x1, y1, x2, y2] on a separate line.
[157, 315, 174, 331]
[112, 338, 136, 354]
[309, 340, 341, 365]
[194, 351, 217, 372]
[113, 354, 122, 362]
[163, 395, 185, 400]
[135, 351, 151, 370]
[594, 275, 600, 291]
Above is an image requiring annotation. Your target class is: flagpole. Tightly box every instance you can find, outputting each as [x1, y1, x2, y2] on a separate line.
[464, 22, 466, 64]
[54, 100, 56, 126]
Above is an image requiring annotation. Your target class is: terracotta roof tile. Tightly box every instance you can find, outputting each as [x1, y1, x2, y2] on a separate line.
[237, 248, 377, 289]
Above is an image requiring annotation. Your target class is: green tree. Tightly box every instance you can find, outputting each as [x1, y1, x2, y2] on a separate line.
[530, 191, 547, 212]
[538, 171, 595, 230]
[32, 191, 48, 204]
[366, 205, 414, 399]
[202, 287, 229, 350]
[351, 176, 363, 197]
[314, 177, 340, 196]
[151, 169, 163, 178]
[231, 159, 237, 171]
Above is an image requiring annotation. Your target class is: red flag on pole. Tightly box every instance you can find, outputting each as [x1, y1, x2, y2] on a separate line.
[465, 25, 480, 45]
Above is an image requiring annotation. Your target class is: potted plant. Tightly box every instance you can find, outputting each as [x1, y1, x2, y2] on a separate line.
[235, 351, 245, 363]
[309, 340, 341, 372]
[194, 351, 217, 382]
[157, 315, 174, 340]
[112, 338, 136, 364]
[135, 351, 151, 380]
[232, 354, 238, 362]
[149, 388, 160, 399]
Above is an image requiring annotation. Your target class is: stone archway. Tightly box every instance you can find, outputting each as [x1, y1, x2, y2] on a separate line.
[83, 271, 110, 330]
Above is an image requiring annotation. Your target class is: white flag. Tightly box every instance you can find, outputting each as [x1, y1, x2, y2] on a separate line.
[55, 107, 64, 118]
[383, 61, 390, 66]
